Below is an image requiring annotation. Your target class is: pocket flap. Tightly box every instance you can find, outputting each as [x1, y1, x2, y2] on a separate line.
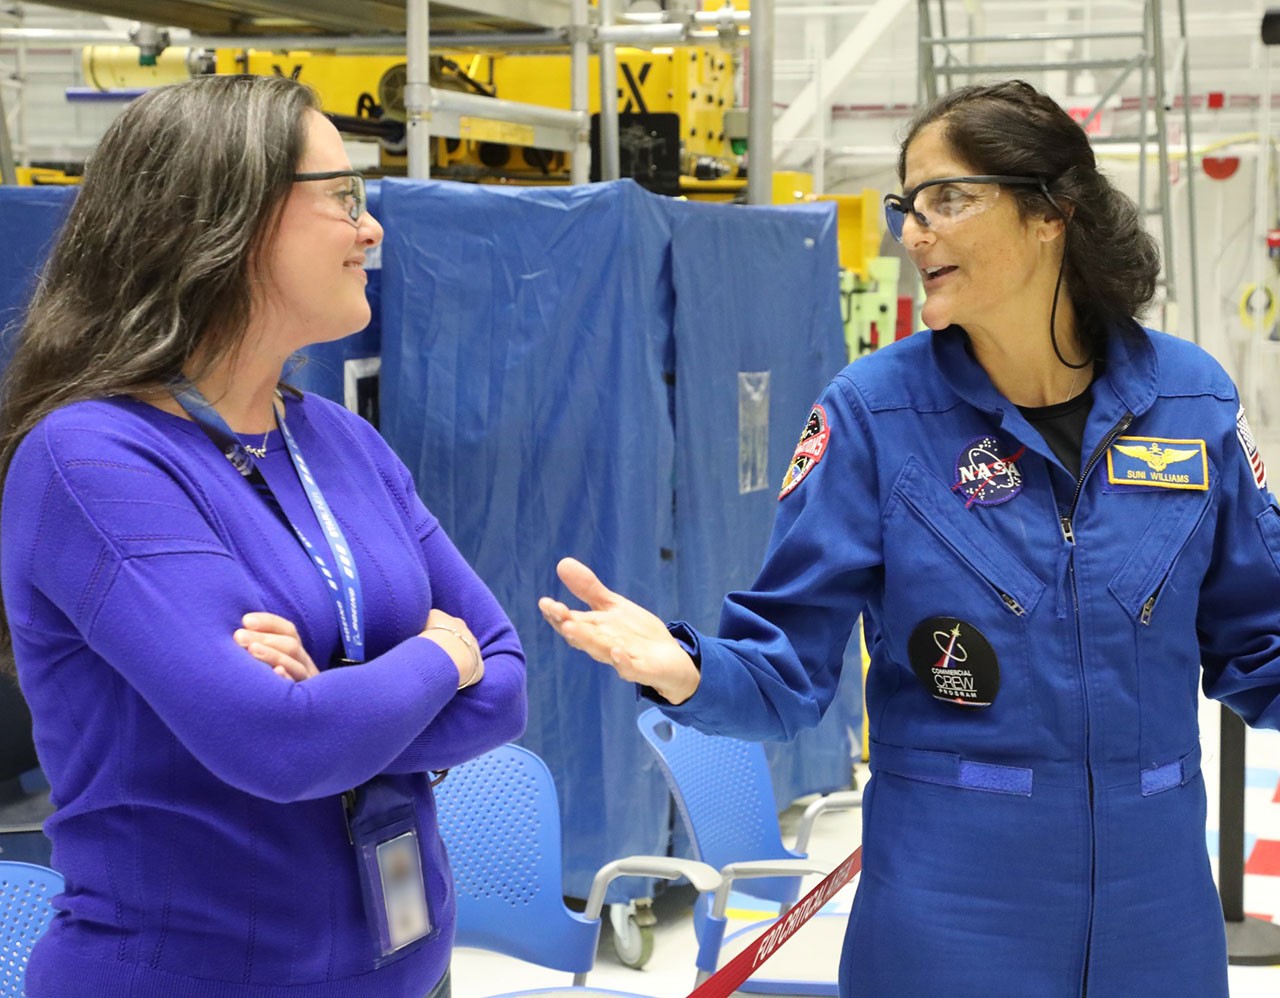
[1140, 743, 1201, 797]
[871, 740, 1033, 796]
[892, 456, 1046, 615]
[1107, 473, 1215, 618]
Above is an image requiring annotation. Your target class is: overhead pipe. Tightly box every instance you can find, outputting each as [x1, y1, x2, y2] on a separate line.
[0, 28, 131, 45]
[432, 88, 585, 132]
[919, 30, 1142, 44]
[399, 30, 565, 50]
[597, 24, 688, 45]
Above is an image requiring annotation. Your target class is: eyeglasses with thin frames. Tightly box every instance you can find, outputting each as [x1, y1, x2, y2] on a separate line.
[292, 170, 368, 226]
[882, 175, 1047, 243]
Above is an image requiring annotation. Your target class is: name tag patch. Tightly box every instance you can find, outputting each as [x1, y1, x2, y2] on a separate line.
[1106, 436, 1208, 491]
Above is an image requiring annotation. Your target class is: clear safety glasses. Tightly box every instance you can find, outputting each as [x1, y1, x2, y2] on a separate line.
[883, 175, 1047, 243]
[292, 170, 368, 225]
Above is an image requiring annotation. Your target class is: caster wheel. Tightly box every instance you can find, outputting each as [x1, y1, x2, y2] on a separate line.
[610, 899, 656, 968]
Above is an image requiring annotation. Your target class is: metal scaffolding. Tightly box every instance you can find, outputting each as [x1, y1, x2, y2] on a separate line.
[918, 0, 1202, 344]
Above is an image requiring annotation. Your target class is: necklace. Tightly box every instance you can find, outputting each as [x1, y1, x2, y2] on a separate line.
[242, 393, 282, 459]
[243, 429, 270, 459]
[1062, 363, 1090, 404]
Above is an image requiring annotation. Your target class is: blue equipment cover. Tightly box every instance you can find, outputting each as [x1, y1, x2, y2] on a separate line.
[380, 179, 859, 897]
[380, 179, 677, 899]
[289, 181, 383, 426]
[666, 199, 862, 807]
[0, 186, 75, 371]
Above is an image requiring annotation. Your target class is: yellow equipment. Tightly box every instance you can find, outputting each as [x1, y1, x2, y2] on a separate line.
[15, 167, 80, 186]
[79, 42, 746, 196]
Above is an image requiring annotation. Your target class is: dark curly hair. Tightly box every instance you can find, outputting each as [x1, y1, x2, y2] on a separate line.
[897, 79, 1161, 356]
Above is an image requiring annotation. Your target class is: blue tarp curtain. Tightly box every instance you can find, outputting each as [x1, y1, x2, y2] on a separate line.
[667, 200, 864, 809]
[379, 181, 679, 897]
[379, 179, 858, 895]
[0, 186, 76, 371]
[0, 178, 861, 901]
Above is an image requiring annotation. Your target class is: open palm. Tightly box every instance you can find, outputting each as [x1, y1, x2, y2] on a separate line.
[538, 557, 700, 705]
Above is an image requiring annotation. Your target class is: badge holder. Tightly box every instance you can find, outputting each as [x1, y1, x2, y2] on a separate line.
[346, 777, 433, 965]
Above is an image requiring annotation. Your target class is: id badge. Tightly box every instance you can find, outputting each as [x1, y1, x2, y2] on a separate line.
[348, 778, 433, 964]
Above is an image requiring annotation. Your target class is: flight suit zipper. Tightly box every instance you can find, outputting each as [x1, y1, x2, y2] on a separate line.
[1059, 411, 1133, 998]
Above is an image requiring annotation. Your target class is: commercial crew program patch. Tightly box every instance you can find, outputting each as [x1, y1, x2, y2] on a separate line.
[952, 436, 1026, 508]
[908, 616, 1000, 707]
[1238, 404, 1268, 491]
[1106, 436, 1208, 491]
[779, 404, 830, 499]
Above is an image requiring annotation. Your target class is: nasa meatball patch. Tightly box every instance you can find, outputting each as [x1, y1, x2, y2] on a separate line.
[952, 436, 1026, 508]
[779, 404, 830, 499]
[908, 616, 1000, 707]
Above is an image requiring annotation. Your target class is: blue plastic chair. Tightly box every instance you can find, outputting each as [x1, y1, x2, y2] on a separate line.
[637, 708, 861, 996]
[434, 744, 720, 997]
[0, 860, 63, 996]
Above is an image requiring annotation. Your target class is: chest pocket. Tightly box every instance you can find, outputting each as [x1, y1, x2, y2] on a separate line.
[1105, 460, 1217, 777]
[1106, 465, 1217, 624]
[879, 457, 1046, 733]
[888, 456, 1046, 617]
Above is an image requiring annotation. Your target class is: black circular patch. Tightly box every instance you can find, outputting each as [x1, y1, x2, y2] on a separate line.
[907, 616, 999, 707]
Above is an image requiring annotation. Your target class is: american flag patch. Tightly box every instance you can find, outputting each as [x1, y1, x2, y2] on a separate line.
[1237, 404, 1268, 490]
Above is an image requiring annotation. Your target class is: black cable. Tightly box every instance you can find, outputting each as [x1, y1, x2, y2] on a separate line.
[1041, 184, 1091, 370]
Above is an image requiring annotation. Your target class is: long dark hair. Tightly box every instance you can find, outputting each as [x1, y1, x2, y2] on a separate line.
[0, 74, 318, 655]
[898, 79, 1161, 355]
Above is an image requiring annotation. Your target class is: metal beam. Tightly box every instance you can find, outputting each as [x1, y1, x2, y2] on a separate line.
[35, 1, 241, 34]
[405, 0, 430, 179]
[32, 0, 575, 35]
[223, 1, 404, 34]
[747, 0, 773, 204]
[0, 83, 17, 185]
[569, 0, 590, 183]
[774, 0, 911, 169]
[598, 0, 620, 180]
[1176, 0, 1200, 345]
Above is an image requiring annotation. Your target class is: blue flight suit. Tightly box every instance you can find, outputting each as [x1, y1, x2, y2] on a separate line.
[662, 322, 1280, 997]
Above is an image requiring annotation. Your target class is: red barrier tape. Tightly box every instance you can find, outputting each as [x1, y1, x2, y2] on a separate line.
[685, 845, 863, 998]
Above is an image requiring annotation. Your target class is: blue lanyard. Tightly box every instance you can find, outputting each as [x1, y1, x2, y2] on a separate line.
[172, 383, 365, 664]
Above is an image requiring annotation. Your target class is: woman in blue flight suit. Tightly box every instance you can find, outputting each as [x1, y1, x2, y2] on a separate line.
[540, 80, 1280, 997]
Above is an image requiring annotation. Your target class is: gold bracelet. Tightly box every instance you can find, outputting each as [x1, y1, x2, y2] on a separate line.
[424, 625, 483, 690]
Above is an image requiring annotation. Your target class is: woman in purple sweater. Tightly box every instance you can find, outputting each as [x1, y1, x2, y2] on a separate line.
[0, 75, 526, 997]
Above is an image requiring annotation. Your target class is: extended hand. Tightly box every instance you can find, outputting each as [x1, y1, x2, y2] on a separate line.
[234, 612, 320, 682]
[538, 557, 700, 705]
